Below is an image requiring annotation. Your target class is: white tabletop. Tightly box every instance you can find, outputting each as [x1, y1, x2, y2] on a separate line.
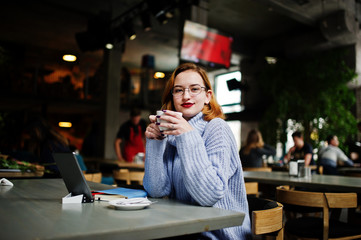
[243, 171, 361, 193]
[0, 179, 244, 240]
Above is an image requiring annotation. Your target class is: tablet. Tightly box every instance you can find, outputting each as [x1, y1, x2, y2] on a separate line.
[53, 152, 94, 203]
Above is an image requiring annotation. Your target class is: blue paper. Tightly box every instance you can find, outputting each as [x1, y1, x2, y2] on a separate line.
[97, 187, 147, 198]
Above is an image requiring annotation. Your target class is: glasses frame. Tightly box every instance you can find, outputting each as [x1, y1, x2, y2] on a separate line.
[171, 84, 207, 98]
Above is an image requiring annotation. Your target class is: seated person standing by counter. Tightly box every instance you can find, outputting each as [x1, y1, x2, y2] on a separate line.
[143, 63, 252, 239]
[284, 131, 315, 166]
[240, 129, 276, 168]
[318, 135, 354, 175]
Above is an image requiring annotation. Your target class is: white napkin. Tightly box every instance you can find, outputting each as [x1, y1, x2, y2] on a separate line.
[0, 178, 14, 186]
[110, 197, 153, 206]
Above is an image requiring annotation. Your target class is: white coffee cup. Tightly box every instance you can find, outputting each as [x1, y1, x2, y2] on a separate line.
[156, 110, 182, 131]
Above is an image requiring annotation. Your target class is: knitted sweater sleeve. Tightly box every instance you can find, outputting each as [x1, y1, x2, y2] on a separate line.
[176, 118, 236, 206]
[143, 138, 172, 197]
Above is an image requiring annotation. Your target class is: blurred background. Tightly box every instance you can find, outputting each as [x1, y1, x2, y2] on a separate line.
[1, 0, 361, 162]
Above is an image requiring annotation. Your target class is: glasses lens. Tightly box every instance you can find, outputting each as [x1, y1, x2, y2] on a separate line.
[190, 85, 201, 94]
[172, 87, 184, 96]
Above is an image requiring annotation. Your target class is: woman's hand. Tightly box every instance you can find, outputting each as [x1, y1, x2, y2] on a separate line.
[158, 110, 193, 136]
[145, 115, 165, 140]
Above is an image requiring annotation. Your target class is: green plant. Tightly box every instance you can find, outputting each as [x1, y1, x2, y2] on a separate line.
[0, 156, 38, 172]
[258, 48, 358, 155]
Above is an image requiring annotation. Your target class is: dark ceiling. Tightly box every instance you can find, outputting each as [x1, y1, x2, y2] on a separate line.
[0, 0, 360, 72]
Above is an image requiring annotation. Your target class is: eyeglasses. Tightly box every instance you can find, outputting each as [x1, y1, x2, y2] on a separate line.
[171, 84, 206, 98]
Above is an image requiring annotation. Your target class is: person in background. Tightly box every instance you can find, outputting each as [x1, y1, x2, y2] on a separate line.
[21, 116, 70, 177]
[284, 131, 315, 166]
[114, 108, 146, 162]
[240, 129, 276, 168]
[318, 135, 354, 175]
[143, 63, 252, 239]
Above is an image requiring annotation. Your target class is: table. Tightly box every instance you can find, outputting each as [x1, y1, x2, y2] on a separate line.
[338, 167, 361, 177]
[0, 169, 44, 178]
[243, 171, 361, 193]
[84, 158, 144, 171]
[0, 179, 244, 240]
[117, 161, 144, 170]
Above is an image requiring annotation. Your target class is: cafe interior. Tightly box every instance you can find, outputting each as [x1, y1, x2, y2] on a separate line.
[1, 0, 361, 239]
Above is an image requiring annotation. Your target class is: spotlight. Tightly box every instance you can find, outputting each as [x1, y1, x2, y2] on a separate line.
[155, 11, 170, 25]
[140, 11, 152, 31]
[62, 54, 76, 62]
[123, 20, 136, 40]
[59, 122, 72, 128]
[154, 72, 165, 79]
[265, 56, 277, 64]
[147, 0, 176, 25]
[105, 43, 114, 49]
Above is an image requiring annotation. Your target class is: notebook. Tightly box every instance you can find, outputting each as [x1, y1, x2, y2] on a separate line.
[53, 152, 94, 203]
[95, 187, 147, 200]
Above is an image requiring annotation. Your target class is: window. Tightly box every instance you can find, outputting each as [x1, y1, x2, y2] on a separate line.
[215, 71, 243, 114]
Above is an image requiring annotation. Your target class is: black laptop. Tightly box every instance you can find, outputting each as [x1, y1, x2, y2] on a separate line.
[53, 152, 94, 203]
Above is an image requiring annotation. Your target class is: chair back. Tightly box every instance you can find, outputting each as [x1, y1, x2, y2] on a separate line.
[113, 169, 144, 185]
[276, 185, 357, 209]
[113, 169, 130, 185]
[84, 172, 102, 183]
[248, 196, 284, 239]
[129, 171, 144, 185]
[276, 185, 358, 240]
[245, 182, 259, 196]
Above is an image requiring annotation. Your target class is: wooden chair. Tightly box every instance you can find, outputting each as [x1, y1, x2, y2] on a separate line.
[244, 167, 272, 172]
[113, 169, 130, 185]
[83, 172, 102, 183]
[129, 171, 144, 185]
[276, 185, 361, 240]
[247, 196, 284, 240]
[245, 182, 259, 197]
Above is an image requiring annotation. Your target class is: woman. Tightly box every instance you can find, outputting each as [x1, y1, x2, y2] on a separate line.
[144, 63, 251, 239]
[239, 129, 276, 168]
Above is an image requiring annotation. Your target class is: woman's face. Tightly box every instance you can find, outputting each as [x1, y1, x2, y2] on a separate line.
[173, 70, 212, 120]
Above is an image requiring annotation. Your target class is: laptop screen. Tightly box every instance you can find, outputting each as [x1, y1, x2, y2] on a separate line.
[53, 152, 94, 203]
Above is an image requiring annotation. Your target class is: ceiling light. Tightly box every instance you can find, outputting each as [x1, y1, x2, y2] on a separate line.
[147, 0, 176, 25]
[123, 20, 136, 40]
[105, 43, 114, 49]
[59, 122, 72, 128]
[155, 12, 169, 25]
[265, 56, 277, 64]
[154, 72, 165, 79]
[140, 11, 152, 31]
[129, 34, 136, 40]
[62, 54, 76, 62]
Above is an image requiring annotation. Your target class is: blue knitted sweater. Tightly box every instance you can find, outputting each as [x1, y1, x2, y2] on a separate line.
[143, 112, 252, 239]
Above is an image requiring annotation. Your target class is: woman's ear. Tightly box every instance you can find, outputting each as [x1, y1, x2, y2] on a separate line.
[205, 90, 212, 104]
